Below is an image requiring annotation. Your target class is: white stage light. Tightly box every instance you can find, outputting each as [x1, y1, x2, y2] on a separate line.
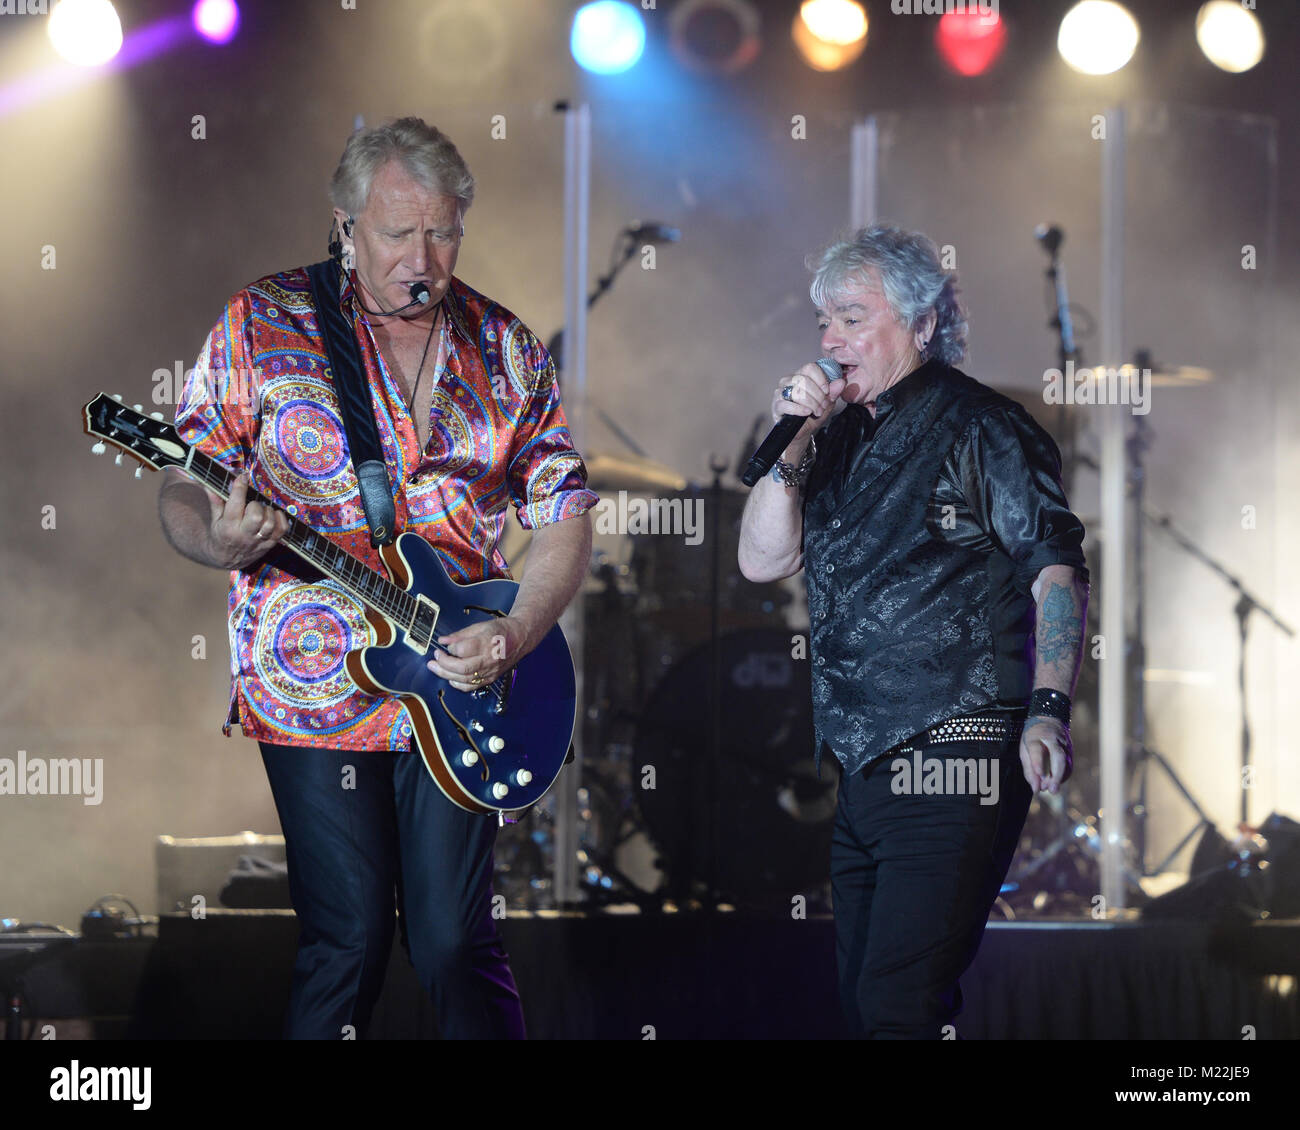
[48, 0, 124, 68]
[1058, 1, 1139, 76]
[1196, 1, 1264, 74]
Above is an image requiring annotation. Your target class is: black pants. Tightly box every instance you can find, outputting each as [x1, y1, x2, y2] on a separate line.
[258, 742, 525, 1040]
[830, 740, 1031, 1039]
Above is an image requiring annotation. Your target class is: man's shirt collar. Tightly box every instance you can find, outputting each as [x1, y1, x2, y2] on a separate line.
[870, 357, 944, 423]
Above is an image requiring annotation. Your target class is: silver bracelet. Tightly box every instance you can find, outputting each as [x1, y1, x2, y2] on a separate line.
[772, 443, 814, 487]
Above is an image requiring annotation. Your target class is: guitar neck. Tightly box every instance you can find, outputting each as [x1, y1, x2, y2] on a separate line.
[182, 447, 415, 625]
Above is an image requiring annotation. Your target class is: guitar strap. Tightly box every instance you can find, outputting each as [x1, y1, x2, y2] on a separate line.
[306, 258, 399, 548]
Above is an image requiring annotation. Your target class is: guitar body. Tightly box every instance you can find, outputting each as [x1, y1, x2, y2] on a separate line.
[346, 532, 576, 815]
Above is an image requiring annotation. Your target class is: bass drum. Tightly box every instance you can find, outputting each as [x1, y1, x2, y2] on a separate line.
[632, 628, 839, 905]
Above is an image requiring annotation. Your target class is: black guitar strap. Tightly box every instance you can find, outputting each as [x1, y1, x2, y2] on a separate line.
[306, 258, 398, 548]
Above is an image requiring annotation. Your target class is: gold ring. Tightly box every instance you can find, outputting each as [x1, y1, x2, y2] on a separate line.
[471, 671, 480, 683]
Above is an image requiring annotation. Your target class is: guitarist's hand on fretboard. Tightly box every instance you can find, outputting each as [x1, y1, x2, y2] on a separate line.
[205, 470, 292, 569]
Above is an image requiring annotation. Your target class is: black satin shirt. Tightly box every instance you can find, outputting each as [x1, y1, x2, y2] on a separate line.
[800, 359, 1088, 776]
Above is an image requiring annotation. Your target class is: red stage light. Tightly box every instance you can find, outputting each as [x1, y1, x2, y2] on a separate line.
[935, 11, 1006, 77]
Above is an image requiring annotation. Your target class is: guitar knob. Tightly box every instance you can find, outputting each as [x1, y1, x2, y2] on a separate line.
[91, 443, 106, 455]
[488, 736, 505, 753]
[492, 783, 509, 801]
[514, 769, 533, 786]
[460, 750, 478, 767]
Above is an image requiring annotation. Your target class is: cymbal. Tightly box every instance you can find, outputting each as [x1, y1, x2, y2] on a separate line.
[1100, 363, 1214, 388]
[585, 451, 688, 492]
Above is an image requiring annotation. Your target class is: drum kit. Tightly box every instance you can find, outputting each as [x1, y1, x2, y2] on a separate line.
[494, 451, 839, 911]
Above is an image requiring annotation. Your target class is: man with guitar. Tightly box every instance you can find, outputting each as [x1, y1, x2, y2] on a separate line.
[156, 117, 596, 1039]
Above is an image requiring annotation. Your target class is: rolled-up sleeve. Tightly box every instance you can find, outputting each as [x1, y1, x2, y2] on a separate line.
[957, 405, 1089, 593]
[174, 293, 257, 472]
[506, 337, 599, 531]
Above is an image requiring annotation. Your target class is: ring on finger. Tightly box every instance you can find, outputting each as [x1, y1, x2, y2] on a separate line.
[781, 385, 794, 401]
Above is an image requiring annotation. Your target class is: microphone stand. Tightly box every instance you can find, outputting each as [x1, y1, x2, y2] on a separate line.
[706, 454, 731, 907]
[1143, 507, 1294, 827]
[547, 228, 649, 458]
[1043, 242, 1081, 495]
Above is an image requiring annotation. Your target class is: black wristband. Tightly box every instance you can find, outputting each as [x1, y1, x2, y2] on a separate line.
[1028, 688, 1071, 725]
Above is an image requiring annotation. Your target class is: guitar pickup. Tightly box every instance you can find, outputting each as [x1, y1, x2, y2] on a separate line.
[406, 593, 439, 653]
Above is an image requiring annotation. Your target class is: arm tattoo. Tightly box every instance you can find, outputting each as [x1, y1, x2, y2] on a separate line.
[1036, 581, 1083, 668]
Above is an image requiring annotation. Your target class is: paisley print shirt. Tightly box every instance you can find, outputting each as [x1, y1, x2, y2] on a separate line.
[801, 359, 1088, 776]
[175, 265, 597, 750]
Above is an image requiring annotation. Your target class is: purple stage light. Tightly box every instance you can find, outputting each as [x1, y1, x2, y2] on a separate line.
[192, 0, 240, 46]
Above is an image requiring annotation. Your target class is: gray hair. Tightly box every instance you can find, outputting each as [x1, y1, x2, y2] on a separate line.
[807, 225, 968, 365]
[329, 116, 475, 219]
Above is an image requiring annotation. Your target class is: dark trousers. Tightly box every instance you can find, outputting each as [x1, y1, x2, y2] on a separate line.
[258, 742, 525, 1040]
[830, 740, 1031, 1039]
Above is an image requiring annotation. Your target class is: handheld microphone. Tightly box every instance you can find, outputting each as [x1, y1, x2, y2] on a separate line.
[741, 357, 842, 487]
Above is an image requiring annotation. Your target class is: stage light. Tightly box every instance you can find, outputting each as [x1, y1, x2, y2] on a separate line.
[1057, 1, 1139, 76]
[1196, 1, 1264, 74]
[669, 0, 761, 76]
[792, 0, 868, 73]
[193, 0, 241, 46]
[935, 11, 1006, 77]
[48, 0, 124, 68]
[571, 1, 646, 75]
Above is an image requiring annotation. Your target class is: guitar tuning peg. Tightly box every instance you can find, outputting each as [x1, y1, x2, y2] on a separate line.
[112, 394, 123, 402]
[114, 453, 123, 466]
[132, 404, 143, 412]
[150, 412, 164, 421]
[91, 443, 106, 455]
[134, 466, 143, 479]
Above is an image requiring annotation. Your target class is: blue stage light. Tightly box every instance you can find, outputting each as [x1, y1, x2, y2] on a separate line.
[571, 1, 646, 75]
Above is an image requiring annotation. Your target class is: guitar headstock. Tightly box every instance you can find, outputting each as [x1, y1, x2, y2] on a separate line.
[82, 394, 190, 476]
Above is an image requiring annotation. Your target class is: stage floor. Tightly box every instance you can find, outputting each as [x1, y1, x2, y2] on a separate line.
[10, 910, 1299, 1039]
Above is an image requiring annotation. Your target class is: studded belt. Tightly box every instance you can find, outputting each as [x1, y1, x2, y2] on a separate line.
[890, 713, 1024, 756]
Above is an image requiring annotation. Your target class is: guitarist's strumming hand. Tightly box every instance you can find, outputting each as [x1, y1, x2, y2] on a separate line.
[206, 470, 291, 569]
[429, 615, 534, 693]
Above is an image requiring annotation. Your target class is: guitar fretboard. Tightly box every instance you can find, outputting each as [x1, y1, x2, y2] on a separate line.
[186, 448, 419, 628]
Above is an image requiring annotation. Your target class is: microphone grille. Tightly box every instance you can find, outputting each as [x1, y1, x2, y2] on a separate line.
[816, 357, 843, 380]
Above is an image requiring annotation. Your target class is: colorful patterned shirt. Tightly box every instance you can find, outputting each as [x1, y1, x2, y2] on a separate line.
[175, 264, 598, 750]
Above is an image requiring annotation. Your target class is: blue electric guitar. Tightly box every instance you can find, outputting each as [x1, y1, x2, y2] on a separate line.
[82, 393, 576, 816]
